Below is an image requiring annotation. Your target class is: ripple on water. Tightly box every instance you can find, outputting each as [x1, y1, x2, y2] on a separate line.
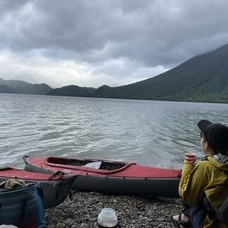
[1, 94, 228, 168]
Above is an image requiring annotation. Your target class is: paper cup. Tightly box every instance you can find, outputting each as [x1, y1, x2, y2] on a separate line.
[185, 153, 196, 161]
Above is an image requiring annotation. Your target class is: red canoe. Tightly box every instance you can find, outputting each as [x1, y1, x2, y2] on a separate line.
[23, 155, 181, 198]
[0, 167, 76, 208]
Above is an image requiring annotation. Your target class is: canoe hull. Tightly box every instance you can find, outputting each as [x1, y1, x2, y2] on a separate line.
[74, 175, 179, 198]
[24, 156, 180, 198]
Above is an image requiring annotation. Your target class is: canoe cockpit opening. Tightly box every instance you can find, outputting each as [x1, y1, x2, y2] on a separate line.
[47, 157, 126, 171]
[99, 161, 126, 170]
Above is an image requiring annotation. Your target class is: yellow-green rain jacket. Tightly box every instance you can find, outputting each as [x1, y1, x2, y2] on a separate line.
[179, 156, 228, 228]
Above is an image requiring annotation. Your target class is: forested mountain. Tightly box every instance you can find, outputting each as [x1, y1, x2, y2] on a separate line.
[47, 85, 95, 97]
[0, 78, 52, 95]
[0, 84, 19, 94]
[1, 44, 228, 103]
[91, 44, 228, 103]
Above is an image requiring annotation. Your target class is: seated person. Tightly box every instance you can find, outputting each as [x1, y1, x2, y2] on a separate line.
[171, 120, 228, 228]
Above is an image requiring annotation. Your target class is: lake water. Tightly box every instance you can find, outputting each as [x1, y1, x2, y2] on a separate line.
[0, 93, 227, 169]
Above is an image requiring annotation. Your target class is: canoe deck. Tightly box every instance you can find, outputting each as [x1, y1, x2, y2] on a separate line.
[0, 167, 76, 208]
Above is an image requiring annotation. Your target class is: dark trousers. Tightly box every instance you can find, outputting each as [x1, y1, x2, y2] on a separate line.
[189, 204, 207, 228]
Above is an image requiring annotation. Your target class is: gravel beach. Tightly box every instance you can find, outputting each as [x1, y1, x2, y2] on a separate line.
[45, 190, 183, 228]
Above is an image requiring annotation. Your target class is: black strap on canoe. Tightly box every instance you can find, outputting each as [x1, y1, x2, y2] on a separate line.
[48, 171, 65, 180]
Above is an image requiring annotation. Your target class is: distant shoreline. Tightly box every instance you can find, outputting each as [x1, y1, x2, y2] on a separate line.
[1, 92, 228, 105]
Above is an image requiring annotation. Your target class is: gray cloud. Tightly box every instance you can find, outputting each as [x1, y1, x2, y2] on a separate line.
[0, 0, 228, 87]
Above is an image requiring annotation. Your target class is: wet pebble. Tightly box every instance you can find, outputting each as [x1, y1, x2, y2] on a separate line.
[45, 190, 183, 227]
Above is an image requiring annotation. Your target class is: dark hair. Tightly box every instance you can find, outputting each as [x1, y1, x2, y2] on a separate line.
[202, 123, 228, 155]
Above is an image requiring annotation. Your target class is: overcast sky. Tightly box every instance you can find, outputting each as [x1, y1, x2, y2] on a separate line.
[0, 0, 228, 88]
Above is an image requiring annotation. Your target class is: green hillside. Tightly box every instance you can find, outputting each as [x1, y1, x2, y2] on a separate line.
[2, 44, 227, 103]
[92, 44, 228, 103]
[47, 85, 95, 96]
[0, 78, 52, 95]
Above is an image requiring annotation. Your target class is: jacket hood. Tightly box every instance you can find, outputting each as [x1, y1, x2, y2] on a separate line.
[208, 155, 228, 172]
